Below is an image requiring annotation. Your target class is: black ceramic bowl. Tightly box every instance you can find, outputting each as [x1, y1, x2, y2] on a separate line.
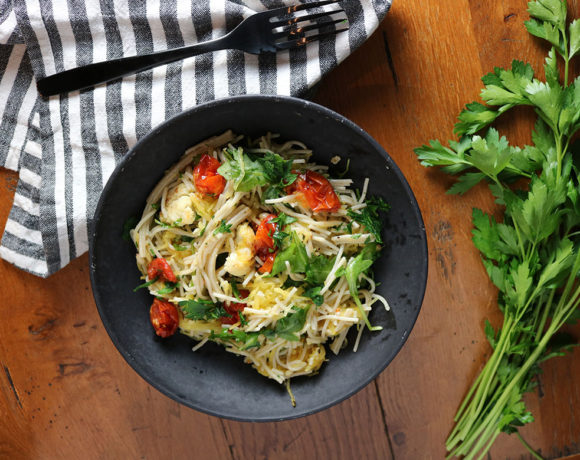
[89, 95, 427, 421]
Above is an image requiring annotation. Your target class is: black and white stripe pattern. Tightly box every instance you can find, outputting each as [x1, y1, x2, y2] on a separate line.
[0, 0, 392, 277]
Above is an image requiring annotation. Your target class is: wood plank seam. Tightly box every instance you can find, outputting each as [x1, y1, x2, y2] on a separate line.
[373, 380, 396, 459]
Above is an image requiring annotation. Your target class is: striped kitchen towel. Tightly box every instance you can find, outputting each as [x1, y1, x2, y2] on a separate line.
[0, 0, 392, 277]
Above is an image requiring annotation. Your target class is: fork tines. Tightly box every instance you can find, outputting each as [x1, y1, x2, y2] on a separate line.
[270, 10, 345, 29]
[272, 1, 348, 50]
[265, 0, 342, 18]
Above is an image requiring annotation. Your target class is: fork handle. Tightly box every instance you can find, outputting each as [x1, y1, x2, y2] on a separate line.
[36, 36, 230, 97]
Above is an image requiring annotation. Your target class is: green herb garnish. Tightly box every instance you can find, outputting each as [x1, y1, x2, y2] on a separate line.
[213, 220, 232, 235]
[270, 213, 297, 249]
[305, 254, 336, 286]
[273, 306, 310, 341]
[303, 286, 324, 306]
[179, 299, 229, 321]
[209, 329, 265, 350]
[155, 218, 182, 228]
[270, 231, 309, 276]
[217, 148, 296, 199]
[122, 216, 139, 242]
[133, 278, 156, 292]
[209, 306, 309, 348]
[347, 197, 390, 243]
[239, 312, 248, 326]
[345, 242, 382, 331]
[231, 279, 241, 300]
[156, 282, 179, 295]
[260, 152, 298, 200]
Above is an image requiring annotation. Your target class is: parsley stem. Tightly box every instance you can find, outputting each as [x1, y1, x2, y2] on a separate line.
[563, 31, 570, 87]
[452, 257, 580, 459]
[516, 431, 545, 460]
[535, 290, 554, 340]
[448, 315, 515, 447]
[555, 134, 563, 179]
[457, 331, 553, 458]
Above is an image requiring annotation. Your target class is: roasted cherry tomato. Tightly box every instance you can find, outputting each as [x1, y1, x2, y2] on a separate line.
[220, 289, 250, 324]
[147, 257, 177, 283]
[258, 253, 276, 274]
[254, 214, 278, 273]
[150, 298, 179, 338]
[193, 154, 226, 197]
[286, 170, 341, 213]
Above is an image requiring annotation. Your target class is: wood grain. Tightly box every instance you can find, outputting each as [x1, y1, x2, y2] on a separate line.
[0, 1, 579, 459]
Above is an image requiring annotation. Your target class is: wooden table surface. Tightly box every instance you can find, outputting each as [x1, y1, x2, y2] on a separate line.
[1, 1, 580, 459]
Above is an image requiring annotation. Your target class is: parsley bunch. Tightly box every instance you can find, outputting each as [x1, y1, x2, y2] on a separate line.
[415, 2, 580, 458]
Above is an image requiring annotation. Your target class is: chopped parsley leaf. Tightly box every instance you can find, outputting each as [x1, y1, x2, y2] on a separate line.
[156, 282, 179, 295]
[155, 218, 182, 228]
[213, 220, 232, 235]
[347, 197, 390, 243]
[179, 299, 229, 321]
[133, 278, 156, 292]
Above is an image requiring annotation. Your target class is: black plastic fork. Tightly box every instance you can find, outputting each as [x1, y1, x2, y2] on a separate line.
[36, 0, 348, 97]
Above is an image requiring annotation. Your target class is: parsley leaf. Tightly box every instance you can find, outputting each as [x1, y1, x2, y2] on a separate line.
[156, 282, 179, 295]
[347, 196, 390, 243]
[231, 279, 241, 300]
[345, 242, 382, 331]
[570, 20, 580, 58]
[274, 306, 309, 341]
[209, 307, 308, 348]
[270, 213, 297, 249]
[261, 152, 297, 199]
[217, 148, 296, 197]
[213, 220, 232, 235]
[217, 147, 268, 191]
[270, 231, 309, 276]
[305, 254, 336, 285]
[303, 286, 324, 306]
[239, 312, 248, 326]
[133, 278, 156, 292]
[209, 329, 264, 350]
[282, 278, 304, 289]
[179, 299, 229, 321]
[122, 216, 139, 241]
[155, 218, 182, 228]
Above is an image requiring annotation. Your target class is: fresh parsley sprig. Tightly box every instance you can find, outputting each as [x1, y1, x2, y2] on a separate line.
[414, 2, 580, 458]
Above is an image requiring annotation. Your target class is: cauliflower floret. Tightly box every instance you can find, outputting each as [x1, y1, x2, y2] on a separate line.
[162, 183, 196, 225]
[224, 223, 256, 277]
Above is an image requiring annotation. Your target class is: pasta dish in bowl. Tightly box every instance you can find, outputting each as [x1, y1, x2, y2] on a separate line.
[89, 95, 427, 421]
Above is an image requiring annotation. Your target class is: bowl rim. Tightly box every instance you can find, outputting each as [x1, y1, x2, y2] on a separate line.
[88, 94, 428, 421]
